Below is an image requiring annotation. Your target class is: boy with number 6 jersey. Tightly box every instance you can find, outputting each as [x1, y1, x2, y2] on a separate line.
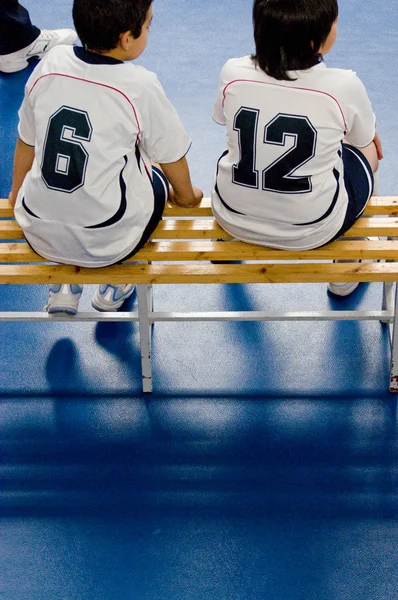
[9, 0, 202, 314]
[212, 0, 382, 296]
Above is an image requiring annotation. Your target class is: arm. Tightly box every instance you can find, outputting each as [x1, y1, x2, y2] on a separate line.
[344, 74, 376, 150]
[159, 156, 203, 208]
[9, 137, 34, 207]
[373, 132, 383, 160]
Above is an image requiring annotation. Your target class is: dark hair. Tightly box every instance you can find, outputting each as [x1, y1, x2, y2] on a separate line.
[73, 0, 152, 51]
[252, 0, 338, 80]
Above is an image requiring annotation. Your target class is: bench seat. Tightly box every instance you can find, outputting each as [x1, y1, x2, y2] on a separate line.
[1, 196, 398, 392]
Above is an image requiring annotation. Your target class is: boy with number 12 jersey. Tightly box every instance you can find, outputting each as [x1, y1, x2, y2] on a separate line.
[212, 0, 381, 267]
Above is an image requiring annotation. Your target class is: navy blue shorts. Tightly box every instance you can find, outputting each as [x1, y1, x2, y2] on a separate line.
[331, 143, 374, 239]
[119, 166, 169, 263]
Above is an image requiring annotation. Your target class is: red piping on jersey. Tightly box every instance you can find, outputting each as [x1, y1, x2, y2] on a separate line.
[28, 73, 142, 136]
[222, 79, 347, 130]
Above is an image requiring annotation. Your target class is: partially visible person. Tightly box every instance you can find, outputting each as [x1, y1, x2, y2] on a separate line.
[212, 0, 383, 296]
[0, 0, 77, 73]
[9, 0, 202, 315]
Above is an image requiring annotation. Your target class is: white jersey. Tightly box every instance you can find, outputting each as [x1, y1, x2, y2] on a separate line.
[15, 46, 191, 267]
[212, 56, 376, 249]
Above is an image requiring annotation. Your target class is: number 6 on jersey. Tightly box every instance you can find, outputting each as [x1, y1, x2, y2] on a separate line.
[41, 106, 92, 193]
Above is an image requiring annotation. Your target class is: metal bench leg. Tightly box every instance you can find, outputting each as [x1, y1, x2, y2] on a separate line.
[389, 283, 398, 392]
[381, 282, 394, 324]
[147, 284, 154, 320]
[137, 284, 153, 393]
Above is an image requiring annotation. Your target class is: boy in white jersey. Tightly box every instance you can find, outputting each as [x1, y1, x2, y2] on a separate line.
[212, 0, 383, 296]
[9, 0, 202, 314]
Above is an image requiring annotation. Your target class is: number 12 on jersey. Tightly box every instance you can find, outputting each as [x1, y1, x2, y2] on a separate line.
[232, 108, 317, 194]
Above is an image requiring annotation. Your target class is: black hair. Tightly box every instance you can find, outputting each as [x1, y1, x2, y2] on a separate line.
[73, 0, 153, 52]
[252, 0, 338, 80]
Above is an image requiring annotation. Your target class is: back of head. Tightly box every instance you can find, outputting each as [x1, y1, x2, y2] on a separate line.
[252, 0, 338, 80]
[73, 0, 152, 52]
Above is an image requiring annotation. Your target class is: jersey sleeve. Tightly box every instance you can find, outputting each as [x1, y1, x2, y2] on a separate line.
[138, 73, 191, 164]
[342, 72, 376, 148]
[17, 71, 37, 146]
[212, 61, 231, 125]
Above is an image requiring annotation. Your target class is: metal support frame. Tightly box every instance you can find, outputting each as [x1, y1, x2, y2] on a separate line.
[137, 284, 153, 393]
[389, 283, 398, 392]
[0, 282, 396, 393]
[382, 282, 394, 320]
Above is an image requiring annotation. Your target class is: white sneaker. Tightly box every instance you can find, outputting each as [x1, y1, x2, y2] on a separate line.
[327, 281, 360, 297]
[91, 284, 136, 312]
[45, 284, 83, 315]
[0, 29, 77, 73]
[327, 237, 379, 297]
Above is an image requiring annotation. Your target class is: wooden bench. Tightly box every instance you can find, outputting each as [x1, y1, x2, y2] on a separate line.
[1, 196, 398, 393]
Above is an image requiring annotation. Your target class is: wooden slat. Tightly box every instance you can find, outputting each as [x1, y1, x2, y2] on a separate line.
[0, 221, 25, 239]
[2, 196, 398, 218]
[0, 261, 397, 285]
[152, 219, 232, 239]
[136, 239, 398, 261]
[0, 199, 214, 218]
[1, 239, 398, 263]
[0, 217, 232, 240]
[3, 214, 398, 241]
[0, 243, 43, 262]
[163, 199, 212, 217]
[0, 199, 14, 218]
[341, 218, 398, 237]
[0, 198, 214, 218]
[364, 196, 398, 216]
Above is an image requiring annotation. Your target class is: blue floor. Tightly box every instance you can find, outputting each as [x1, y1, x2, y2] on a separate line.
[1, 1, 398, 599]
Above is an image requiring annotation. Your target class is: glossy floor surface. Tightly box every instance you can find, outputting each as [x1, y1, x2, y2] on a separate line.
[1, 1, 398, 599]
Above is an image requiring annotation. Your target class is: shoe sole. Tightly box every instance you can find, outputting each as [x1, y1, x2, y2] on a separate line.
[47, 306, 78, 316]
[0, 60, 29, 73]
